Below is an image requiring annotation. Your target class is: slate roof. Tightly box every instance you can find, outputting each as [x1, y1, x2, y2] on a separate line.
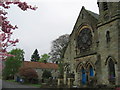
[22, 61, 58, 70]
[87, 10, 99, 20]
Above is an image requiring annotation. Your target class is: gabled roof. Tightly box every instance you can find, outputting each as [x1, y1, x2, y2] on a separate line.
[22, 61, 58, 70]
[63, 6, 99, 60]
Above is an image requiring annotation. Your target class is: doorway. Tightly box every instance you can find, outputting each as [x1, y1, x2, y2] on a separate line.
[81, 67, 87, 85]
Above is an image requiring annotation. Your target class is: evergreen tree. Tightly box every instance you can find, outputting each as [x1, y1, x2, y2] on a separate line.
[31, 49, 40, 62]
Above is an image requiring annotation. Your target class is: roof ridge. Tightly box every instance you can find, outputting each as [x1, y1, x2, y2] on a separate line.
[23, 61, 58, 69]
[24, 61, 57, 64]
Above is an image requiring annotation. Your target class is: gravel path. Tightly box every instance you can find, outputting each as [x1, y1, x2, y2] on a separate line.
[2, 80, 39, 88]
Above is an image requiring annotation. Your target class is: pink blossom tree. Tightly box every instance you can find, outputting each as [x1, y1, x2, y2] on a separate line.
[0, 0, 37, 59]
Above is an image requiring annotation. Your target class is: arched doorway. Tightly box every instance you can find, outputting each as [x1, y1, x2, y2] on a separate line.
[86, 63, 95, 86]
[81, 67, 87, 85]
[108, 58, 116, 84]
[89, 65, 94, 77]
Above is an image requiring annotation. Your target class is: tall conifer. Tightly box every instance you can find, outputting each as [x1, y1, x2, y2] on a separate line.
[31, 49, 40, 62]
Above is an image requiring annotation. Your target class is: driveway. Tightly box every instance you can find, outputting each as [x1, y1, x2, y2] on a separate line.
[2, 80, 39, 88]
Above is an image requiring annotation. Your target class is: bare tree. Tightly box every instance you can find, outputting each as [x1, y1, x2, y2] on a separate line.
[49, 34, 69, 63]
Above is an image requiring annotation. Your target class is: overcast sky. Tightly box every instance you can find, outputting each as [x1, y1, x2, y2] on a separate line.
[7, 0, 99, 61]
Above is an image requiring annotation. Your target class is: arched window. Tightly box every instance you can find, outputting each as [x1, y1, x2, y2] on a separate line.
[108, 58, 115, 84]
[106, 31, 110, 43]
[89, 66, 94, 76]
[77, 28, 92, 53]
[66, 65, 70, 74]
[103, 2, 108, 11]
[64, 64, 70, 74]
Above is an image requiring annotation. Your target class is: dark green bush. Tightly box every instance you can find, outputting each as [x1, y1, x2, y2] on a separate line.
[42, 70, 52, 79]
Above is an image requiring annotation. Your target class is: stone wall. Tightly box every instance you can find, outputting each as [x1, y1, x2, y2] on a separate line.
[97, 19, 119, 85]
[36, 68, 58, 80]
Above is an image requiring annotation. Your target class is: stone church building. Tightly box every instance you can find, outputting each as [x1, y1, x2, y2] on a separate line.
[63, 2, 120, 87]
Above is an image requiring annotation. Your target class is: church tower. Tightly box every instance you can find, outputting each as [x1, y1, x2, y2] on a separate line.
[97, 1, 120, 85]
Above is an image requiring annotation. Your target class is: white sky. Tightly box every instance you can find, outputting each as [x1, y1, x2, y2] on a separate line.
[7, 0, 99, 61]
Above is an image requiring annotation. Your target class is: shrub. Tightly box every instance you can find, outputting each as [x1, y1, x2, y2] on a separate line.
[19, 67, 38, 83]
[42, 70, 52, 79]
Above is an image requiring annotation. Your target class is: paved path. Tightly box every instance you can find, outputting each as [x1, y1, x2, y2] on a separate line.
[0, 79, 2, 90]
[2, 80, 39, 88]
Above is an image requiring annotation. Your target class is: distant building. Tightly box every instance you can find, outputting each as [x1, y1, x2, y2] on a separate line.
[63, 1, 120, 87]
[21, 61, 59, 80]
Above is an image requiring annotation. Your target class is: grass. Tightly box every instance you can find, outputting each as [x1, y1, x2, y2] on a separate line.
[28, 83, 41, 87]
[6, 79, 15, 82]
[22, 82, 41, 88]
